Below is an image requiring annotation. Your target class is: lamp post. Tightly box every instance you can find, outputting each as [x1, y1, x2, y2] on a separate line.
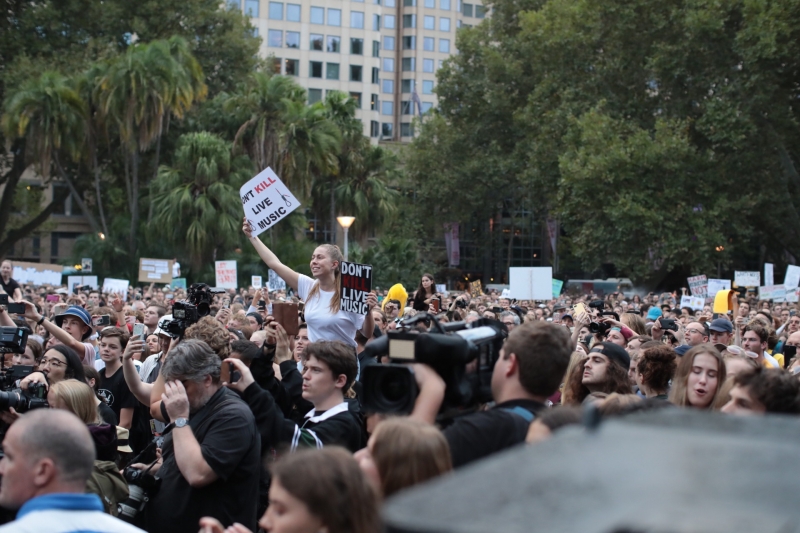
[336, 216, 356, 261]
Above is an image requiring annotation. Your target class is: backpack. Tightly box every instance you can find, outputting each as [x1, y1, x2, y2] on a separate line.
[86, 460, 129, 516]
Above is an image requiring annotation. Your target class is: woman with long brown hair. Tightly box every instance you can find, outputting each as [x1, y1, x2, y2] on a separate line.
[412, 273, 439, 312]
[669, 344, 726, 409]
[243, 218, 377, 349]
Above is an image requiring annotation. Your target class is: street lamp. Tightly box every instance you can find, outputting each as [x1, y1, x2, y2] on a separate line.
[336, 216, 356, 261]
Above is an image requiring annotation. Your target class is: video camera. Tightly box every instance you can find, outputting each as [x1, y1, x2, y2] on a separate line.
[360, 314, 507, 417]
[161, 283, 224, 337]
[0, 326, 28, 355]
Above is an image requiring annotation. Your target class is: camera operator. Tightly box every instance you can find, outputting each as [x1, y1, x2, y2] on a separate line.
[413, 321, 572, 468]
[137, 339, 260, 533]
[0, 409, 143, 532]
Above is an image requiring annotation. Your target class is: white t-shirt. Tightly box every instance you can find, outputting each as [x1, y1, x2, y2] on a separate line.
[298, 274, 364, 348]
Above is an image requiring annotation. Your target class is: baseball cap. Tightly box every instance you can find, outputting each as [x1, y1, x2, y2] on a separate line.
[590, 342, 630, 368]
[708, 318, 733, 333]
[674, 345, 692, 356]
[646, 307, 663, 321]
[157, 314, 176, 338]
[53, 306, 92, 340]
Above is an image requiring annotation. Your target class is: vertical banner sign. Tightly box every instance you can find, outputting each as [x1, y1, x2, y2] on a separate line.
[252, 276, 262, 289]
[215, 261, 238, 289]
[687, 275, 708, 298]
[340, 262, 372, 314]
[764, 263, 774, 287]
[734, 271, 760, 287]
[552, 279, 564, 298]
[240, 167, 301, 237]
[444, 223, 460, 267]
[470, 280, 483, 297]
[785, 265, 800, 289]
[268, 269, 286, 291]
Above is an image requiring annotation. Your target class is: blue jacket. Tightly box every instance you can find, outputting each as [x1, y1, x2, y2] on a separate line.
[0, 493, 145, 533]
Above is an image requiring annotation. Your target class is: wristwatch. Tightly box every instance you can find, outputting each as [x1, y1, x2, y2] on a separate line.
[175, 417, 189, 428]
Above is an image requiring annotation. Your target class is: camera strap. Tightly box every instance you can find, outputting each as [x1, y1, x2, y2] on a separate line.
[500, 406, 535, 423]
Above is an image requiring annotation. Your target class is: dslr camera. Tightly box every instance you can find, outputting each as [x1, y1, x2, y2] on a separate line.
[360, 314, 507, 417]
[0, 381, 48, 413]
[118, 466, 161, 523]
[161, 283, 224, 337]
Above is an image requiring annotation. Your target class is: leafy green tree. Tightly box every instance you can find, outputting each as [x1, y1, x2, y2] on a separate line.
[350, 236, 432, 289]
[149, 132, 252, 273]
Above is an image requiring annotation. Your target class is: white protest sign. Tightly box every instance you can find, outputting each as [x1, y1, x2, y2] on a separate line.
[707, 279, 731, 299]
[786, 288, 800, 303]
[687, 275, 708, 298]
[215, 261, 238, 289]
[680, 295, 705, 311]
[759, 285, 787, 302]
[764, 263, 774, 287]
[102, 278, 129, 300]
[509, 267, 553, 300]
[785, 265, 800, 289]
[268, 269, 286, 291]
[252, 276, 262, 289]
[240, 167, 301, 238]
[734, 271, 760, 287]
[340, 262, 373, 314]
[436, 284, 447, 295]
[13, 261, 63, 286]
[68, 276, 99, 293]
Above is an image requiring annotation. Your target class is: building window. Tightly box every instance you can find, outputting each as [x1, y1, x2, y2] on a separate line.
[423, 37, 434, 51]
[385, 0, 395, 6]
[402, 57, 415, 71]
[371, 94, 379, 110]
[327, 36, 340, 52]
[401, 122, 414, 136]
[268, 30, 283, 47]
[351, 11, 364, 28]
[311, 6, 324, 24]
[441, 0, 450, 9]
[351, 38, 364, 54]
[371, 121, 380, 138]
[462, 2, 473, 16]
[422, 58, 434, 72]
[383, 36, 395, 51]
[401, 79, 414, 93]
[440, 17, 450, 31]
[308, 88, 323, 103]
[245, 0, 259, 16]
[286, 31, 300, 48]
[271, 57, 282, 73]
[269, 2, 283, 19]
[401, 100, 413, 114]
[373, 40, 380, 57]
[285, 58, 299, 75]
[404, 0, 415, 5]
[373, 14, 381, 30]
[310, 33, 324, 50]
[310, 61, 323, 77]
[403, 36, 415, 50]
[422, 80, 434, 94]
[423, 15, 435, 29]
[350, 92, 362, 108]
[384, 14, 395, 29]
[381, 101, 393, 115]
[422, 102, 433, 113]
[439, 38, 450, 53]
[326, 62, 340, 79]
[287, 3, 301, 21]
[403, 14, 416, 28]
[382, 57, 394, 71]
[381, 122, 393, 138]
[382, 79, 394, 93]
[350, 65, 363, 81]
[228, 0, 241, 11]
[476, 4, 486, 17]
[371, 67, 379, 83]
[328, 8, 341, 25]
[425, 0, 435, 7]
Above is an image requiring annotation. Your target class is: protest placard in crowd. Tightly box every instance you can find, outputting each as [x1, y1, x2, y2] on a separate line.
[268, 269, 286, 291]
[67, 276, 98, 293]
[240, 167, 300, 237]
[759, 285, 787, 302]
[707, 279, 731, 299]
[765, 263, 774, 286]
[102, 278, 129, 299]
[215, 261, 237, 289]
[509, 267, 553, 301]
[252, 276, 262, 289]
[785, 265, 800, 289]
[687, 275, 708, 298]
[552, 279, 564, 298]
[172, 278, 187, 290]
[470, 280, 482, 297]
[734, 271, 760, 287]
[12, 261, 63, 286]
[340, 261, 372, 314]
[81, 258, 92, 273]
[138, 258, 173, 284]
[680, 295, 705, 311]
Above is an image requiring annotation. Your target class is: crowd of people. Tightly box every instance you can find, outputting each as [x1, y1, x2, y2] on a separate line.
[0, 233, 799, 532]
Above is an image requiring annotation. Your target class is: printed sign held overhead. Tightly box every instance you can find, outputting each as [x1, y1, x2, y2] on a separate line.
[734, 271, 760, 287]
[252, 276, 263, 289]
[240, 167, 301, 238]
[103, 278, 129, 300]
[707, 279, 731, 299]
[215, 261, 238, 289]
[764, 263, 774, 287]
[687, 275, 708, 298]
[138, 258, 173, 284]
[759, 285, 787, 302]
[268, 270, 286, 291]
[340, 262, 373, 314]
[470, 280, 483, 298]
[509, 267, 553, 301]
[785, 265, 800, 289]
[13, 262, 63, 286]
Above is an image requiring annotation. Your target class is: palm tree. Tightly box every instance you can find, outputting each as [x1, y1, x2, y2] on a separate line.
[95, 37, 207, 256]
[149, 132, 251, 272]
[1, 71, 102, 234]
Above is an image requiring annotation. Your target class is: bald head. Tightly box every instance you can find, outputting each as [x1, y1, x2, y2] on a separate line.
[684, 322, 708, 346]
[788, 331, 800, 346]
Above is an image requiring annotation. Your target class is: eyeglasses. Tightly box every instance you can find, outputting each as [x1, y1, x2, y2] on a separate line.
[685, 329, 706, 336]
[40, 357, 67, 368]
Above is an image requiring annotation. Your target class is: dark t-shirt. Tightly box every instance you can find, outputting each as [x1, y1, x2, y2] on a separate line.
[443, 399, 545, 468]
[0, 277, 20, 297]
[98, 401, 118, 426]
[98, 365, 138, 422]
[145, 387, 261, 533]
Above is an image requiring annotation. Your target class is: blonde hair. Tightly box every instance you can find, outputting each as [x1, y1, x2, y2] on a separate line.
[305, 244, 344, 314]
[50, 379, 101, 424]
[621, 313, 646, 335]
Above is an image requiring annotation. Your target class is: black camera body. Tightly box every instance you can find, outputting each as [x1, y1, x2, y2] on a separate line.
[118, 466, 162, 523]
[161, 283, 224, 337]
[360, 316, 507, 416]
[0, 327, 28, 354]
[589, 311, 620, 336]
[0, 381, 49, 413]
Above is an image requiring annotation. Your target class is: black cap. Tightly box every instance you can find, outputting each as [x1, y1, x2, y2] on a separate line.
[591, 342, 630, 368]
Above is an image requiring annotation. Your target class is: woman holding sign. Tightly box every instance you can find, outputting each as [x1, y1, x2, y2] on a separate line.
[243, 218, 377, 349]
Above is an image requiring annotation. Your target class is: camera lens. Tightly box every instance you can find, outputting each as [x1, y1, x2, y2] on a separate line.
[361, 365, 417, 414]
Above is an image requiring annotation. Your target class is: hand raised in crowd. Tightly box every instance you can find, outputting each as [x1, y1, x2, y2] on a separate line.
[109, 293, 124, 312]
[221, 358, 254, 393]
[123, 338, 146, 362]
[215, 307, 231, 325]
[162, 380, 191, 420]
[365, 292, 378, 311]
[198, 517, 254, 533]
[267, 323, 292, 363]
[20, 300, 40, 322]
[242, 217, 254, 239]
[19, 371, 48, 391]
[735, 315, 747, 330]
[124, 314, 136, 326]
